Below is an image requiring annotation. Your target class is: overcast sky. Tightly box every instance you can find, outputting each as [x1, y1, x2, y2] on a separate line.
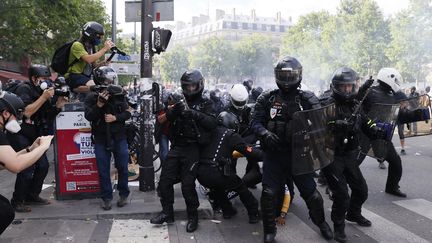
[102, 0, 410, 34]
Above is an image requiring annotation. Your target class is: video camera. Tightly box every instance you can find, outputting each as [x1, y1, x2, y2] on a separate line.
[40, 77, 70, 97]
[90, 84, 125, 103]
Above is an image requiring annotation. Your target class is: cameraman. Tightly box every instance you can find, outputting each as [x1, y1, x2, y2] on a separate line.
[84, 67, 131, 210]
[9, 64, 67, 212]
[65, 21, 115, 95]
[0, 91, 54, 235]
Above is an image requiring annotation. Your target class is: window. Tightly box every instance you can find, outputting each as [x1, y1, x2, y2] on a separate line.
[252, 23, 257, 30]
[280, 26, 286, 32]
[261, 24, 267, 31]
[231, 21, 238, 29]
[271, 25, 275, 32]
[242, 23, 248, 30]
[223, 21, 227, 29]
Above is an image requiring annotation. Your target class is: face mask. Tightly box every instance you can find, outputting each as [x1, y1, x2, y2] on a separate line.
[4, 116, 21, 133]
[94, 38, 102, 45]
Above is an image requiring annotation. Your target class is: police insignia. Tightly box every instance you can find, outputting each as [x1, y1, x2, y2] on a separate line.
[270, 108, 277, 119]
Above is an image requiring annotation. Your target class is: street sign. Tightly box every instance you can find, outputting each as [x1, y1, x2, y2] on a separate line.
[105, 54, 140, 63]
[125, 0, 174, 22]
[110, 63, 141, 75]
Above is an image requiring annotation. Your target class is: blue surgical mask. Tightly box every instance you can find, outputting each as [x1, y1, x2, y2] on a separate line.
[94, 38, 102, 45]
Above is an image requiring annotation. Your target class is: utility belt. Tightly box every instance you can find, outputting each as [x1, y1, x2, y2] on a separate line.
[267, 120, 293, 142]
[200, 157, 235, 176]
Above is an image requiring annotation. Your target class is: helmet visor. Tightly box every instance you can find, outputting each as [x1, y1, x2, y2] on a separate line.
[333, 81, 357, 97]
[181, 83, 199, 96]
[275, 69, 301, 83]
[231, 98, 247, 109]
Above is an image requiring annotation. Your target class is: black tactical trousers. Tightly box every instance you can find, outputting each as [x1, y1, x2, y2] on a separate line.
[158, 144, 200, 217]
[322, 150, 368, 225]
[0, 194, 15, 235]
[382, 142, 403, 191]
[359, 141, 402, 191]
[197, 164, 259, 215]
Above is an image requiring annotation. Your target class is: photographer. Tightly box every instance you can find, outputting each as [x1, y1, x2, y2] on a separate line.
[8, 64, 67, 212]
[0, 91, 54, 235]
[65, 21, 115, 95]
[84, 67, 131, 210]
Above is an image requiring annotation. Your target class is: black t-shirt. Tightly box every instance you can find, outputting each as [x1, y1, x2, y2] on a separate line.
[0, 132, 10, 146]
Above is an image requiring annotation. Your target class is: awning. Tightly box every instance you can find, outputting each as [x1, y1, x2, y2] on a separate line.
[0, 70, 28, 83]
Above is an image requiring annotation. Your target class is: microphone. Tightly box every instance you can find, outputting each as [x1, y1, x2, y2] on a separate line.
[110, 46, 126, 56]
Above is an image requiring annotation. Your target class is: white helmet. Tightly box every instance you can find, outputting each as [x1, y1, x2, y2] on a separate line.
[229, 84, 249, 110]
[376, 68, 402, 92]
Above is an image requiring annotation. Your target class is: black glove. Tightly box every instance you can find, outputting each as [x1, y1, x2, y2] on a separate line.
[166, 101, 185, 120]
[181, 109, 200, 120]
[261, 131, 281, 148]
[373, 126, 387, 140]
[334, 119, 354, 130]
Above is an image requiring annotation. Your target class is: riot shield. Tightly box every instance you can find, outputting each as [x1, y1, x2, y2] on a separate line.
[291, 104, 336, 175]
[398, 94, 432, 138]
[359, 103, 400, 161]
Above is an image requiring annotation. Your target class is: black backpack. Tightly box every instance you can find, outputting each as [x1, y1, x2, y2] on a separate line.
[50, 40, 79, 75]
[3, 79, 23, 94]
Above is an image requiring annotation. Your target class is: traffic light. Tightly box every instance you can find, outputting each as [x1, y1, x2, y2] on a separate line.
[153, 27, 172, 54]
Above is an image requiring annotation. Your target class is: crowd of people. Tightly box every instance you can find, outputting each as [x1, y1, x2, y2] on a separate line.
[1, 20, 431, 243]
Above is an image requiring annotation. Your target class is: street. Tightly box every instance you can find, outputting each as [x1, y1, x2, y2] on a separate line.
[1, 134, 432, 243]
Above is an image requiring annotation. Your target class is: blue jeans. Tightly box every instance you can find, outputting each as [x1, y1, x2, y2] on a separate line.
[159, 134, 169, 163]
[94, 138, 130, 200]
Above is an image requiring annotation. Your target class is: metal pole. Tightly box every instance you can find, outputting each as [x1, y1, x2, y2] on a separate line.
[140, 0, 153, 78]
[138, 0, 155, 192]
[133, 22, 137, 54]
[111, 0, 117, 43]
[138, 94, 155, 191]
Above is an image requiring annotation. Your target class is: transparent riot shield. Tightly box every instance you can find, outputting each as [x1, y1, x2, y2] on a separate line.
[359, 103, 400, 161]
[398, 94, 432, 138]
[291, 104, 336, 175]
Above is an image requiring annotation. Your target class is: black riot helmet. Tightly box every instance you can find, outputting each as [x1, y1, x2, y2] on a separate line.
[217, 111, 240, 132]
[82, 21, 104, 44]
[0, 91, 25, 120]
[242, 79, 253, 92]
[180, 69, 204, 100]
[274, 56, 302, 92]
[330, 67, 359, 102]
[28, 64, 51, 81]
[93, 66, 118, 85]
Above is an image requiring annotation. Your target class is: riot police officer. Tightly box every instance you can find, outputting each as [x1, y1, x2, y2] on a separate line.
[320, 67, 386, 242]
[251, 56, 333, 243]
[359, 68, 407, 197]
[227, 84, 261, 187]
[197, 111, 261, 223]
[150, 70, 217, 233]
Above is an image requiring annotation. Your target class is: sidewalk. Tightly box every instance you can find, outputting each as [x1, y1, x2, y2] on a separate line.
[0, 147, 212, 221]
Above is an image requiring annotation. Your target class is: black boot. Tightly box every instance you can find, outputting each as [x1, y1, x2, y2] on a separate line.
[186, 215, 198, 233]
[261, 187, 277, 243]
[306, 190, 333, 240]
[334, 223, 347, 243]
[150, 211, 174, 224]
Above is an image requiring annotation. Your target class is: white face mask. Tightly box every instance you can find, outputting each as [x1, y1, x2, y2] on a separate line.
[5, 119, 21, 133]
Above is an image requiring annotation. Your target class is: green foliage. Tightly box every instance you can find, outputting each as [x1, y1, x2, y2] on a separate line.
[0, 0, 110, 63]
[386, 0, 432, 84]
[189, 36, 233, 84]
[159, 45, 189, 84]
[232, 34, 274, 81]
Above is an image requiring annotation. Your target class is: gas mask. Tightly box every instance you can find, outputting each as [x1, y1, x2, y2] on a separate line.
[2, 114, 21, 133]
[94, 37, 102, 46]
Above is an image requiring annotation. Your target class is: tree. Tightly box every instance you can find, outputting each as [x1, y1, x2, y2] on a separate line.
[386, 0, 432, 85]
[232, 34, 274, 81]
[0, 0, 110, 63]
[189, 37, 233, 84]
[159, 45, 190, 84]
